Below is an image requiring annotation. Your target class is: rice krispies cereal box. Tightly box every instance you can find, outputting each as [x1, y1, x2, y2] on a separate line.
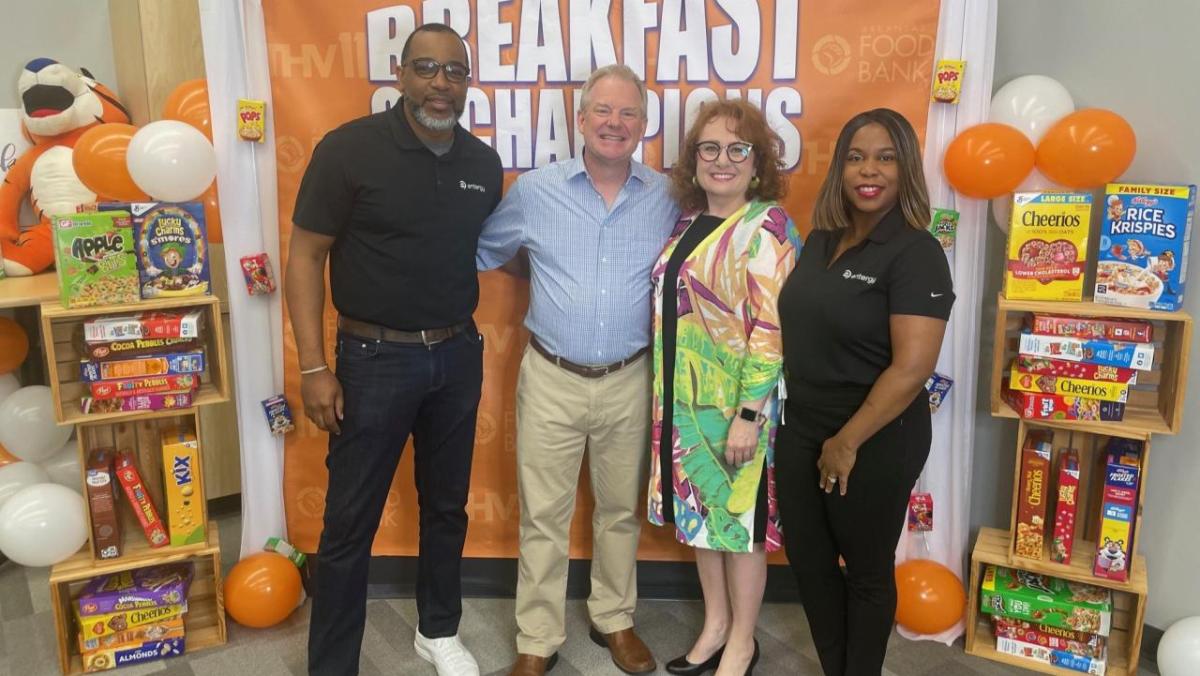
[82, 635, 185, 673]
[96, 202, 211, 299]
[979, 565, 1112, 636]
[1005, 192, 1093, 301]
[1016, 432, 1052, 559]
[52, 211, 139, 308]
[1096, 183, 1195, 312]
[77, 563, 192, 616]
[162, 428, 205, 547]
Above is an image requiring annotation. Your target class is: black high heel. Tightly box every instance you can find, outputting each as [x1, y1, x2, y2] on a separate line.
[744, 639, 760, 675]
[665, 644, 724, 675]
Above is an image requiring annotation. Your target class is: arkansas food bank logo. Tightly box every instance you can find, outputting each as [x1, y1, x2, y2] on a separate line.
[812, 35, 853, 75]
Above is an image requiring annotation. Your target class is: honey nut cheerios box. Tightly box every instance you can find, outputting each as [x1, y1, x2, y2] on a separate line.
[53, 211, 139, 308]
[1005, 192, 1093, 302]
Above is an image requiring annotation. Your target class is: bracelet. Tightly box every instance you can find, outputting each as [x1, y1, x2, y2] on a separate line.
[299, 364, 329, 375]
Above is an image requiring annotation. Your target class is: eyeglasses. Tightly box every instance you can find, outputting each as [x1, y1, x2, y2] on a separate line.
[695, 141, 753, 163]
[404, 58, 471, 83]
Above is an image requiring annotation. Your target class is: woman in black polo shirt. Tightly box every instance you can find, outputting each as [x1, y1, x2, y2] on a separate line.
[776, 108, 953, 676]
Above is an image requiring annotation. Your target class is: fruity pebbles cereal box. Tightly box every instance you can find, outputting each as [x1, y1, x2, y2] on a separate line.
[1005, 192, 1093, 302]
[1095, 183, 1195, 312]
[53, 211, 139, 308]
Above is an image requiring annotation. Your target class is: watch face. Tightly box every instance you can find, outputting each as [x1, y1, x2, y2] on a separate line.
[740, 407, 757, 421]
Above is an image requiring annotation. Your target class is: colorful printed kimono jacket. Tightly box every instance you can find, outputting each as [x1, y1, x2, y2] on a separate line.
[647, 200, 801, 552]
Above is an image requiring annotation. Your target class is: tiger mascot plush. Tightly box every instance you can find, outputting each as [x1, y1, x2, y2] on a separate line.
[0, 58, 131, 276]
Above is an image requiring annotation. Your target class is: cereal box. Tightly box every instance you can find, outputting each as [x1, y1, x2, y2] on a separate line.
[931, 59, 965, 103]
[993, 617, 1105, 659]
[74, 326, 201, 362]
[75, 602, 186, 641]
[925, 372, 953, 413]
[79, 351, 206, 383]
[907, 493, 933, 532]
[85, 449, 122, 560]
[162, 428, 205, 547]
[1014, 356, 1138, 385]
[1026, 314, 1153, 344]
[131, 203, 210, 298]
[1005, 192, 1092, 301]
[81, 391, 194, 415]
[1051, 450, 1080, 564]
[1017, 333, 1154, 371]
[1008, 363, 1129, 404]
[1093, 441, 1142, 582]
[239, 253, 277, 295]
[1016, 432, 1052, 559]
[83, 310, 204, 343]
[79, 616, 184, 652]
[52, 211, 139, 308]
[262, 394, 295, 436]
[928, 208, 958, 252]
[1096, 183, 1195, 312]
[77, 563, 192, 616]
[88, 374, 199, 400]
[979, 565, 1112, 636]
[1003, 386, 1126, 422]
[994, 635, 1107, 675]
[114, 452, 169, 548]
[82, 635, 185, 673]
[238, 98, 266, 142]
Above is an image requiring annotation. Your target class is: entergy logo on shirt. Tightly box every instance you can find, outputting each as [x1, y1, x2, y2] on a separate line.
[459, 180, 486, 193]
[842, 269, 876, 285]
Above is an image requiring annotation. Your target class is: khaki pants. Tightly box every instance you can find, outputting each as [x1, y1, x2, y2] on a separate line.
[513, 344, 651, 657]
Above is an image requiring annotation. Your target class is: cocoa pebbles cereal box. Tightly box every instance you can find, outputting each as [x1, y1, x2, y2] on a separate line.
[1005, 192, 1093, 302]
[53, 211, 139, 308]
[1096, 183, 1195, 312]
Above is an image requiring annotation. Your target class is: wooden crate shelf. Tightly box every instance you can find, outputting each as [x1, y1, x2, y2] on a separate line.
[989, 293, 1193, 436]
[39, 294, 230, 425]
[966, 527, 1146, 676]
[77, 410, 209, 565]
[49, 520, 227, 675]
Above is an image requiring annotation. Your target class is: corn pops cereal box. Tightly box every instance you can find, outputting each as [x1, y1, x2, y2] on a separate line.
[53, 211, 139, 308]
[1096, 183, 1194, 312]
[161, 428, 205, 546]
[237, 98, 266, 142]
[1005, 192, 1092, 301]
[931, 59, 965, 103]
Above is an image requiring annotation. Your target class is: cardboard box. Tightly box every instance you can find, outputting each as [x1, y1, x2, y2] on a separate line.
[81, 391, 194, 415]
[1003, 386, 1126, 422]
[1093, 441, 1142, 582]
[79, 351, 205, 383]
[1009, 364, 1130, 403]
[1016, 432, 1052, 559]
[1051, 450, 1081, 564]
[994, 635, 1107, 675]
[1014, 356, 1138, 385]
[161, 428, 205, 547]
[93, 202, 210, 299]
[979, 565, 1112, 636]
[52, 211, 139, 308]
[81, 635, 185, 673]
[87, 374, 199, 400]
[114, 452, 169, 548]
[1005, 192, 1093, 301]
[78, 616, 184, 653]
[1096, 183, 1195, 312]
[77, 563, 191, 616]
[1027, 313, 1153, 343]
[85, 449, 122, 560]
[75, 603, 185, 642]
[83, 310, 203, 344]
[993, 616, 1105, 659]
[1018, 333, 1154, 371]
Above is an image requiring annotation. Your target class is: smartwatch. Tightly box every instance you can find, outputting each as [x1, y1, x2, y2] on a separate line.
[739, 407, 761, 423]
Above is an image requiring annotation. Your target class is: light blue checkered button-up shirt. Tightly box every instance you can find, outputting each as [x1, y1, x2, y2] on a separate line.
[477, 155, 679, 365]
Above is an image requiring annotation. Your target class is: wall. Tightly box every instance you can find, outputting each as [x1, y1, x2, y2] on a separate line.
[0, 1, 117, 109]
[971, 0, 1200, 630]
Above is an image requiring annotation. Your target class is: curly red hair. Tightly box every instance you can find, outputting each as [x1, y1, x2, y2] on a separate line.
[669, 99, 787, 213]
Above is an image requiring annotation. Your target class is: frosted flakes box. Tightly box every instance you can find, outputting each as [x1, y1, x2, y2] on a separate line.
[1005, 192, 1092, 301]
[52, 211, 139, 308]
[1096, 183, 1194, 312]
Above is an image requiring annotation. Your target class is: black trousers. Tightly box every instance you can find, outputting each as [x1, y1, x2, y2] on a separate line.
[775, 389, 931, 676]
[307, 329, 483, 676]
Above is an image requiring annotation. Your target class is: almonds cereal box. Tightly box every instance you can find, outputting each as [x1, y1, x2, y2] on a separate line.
[1005, 192, 1092, 301]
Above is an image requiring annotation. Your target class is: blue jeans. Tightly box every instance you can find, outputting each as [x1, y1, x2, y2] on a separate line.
[308, 328, 483, 676]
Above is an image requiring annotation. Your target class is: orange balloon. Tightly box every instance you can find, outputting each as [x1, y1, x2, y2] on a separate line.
[223, 551, 302, 628]
[0, 442, 16, 467]
[201, 181, 223, 243]
[943, 123, 1036, 199]
[0, 317, 29, 374]
[894, 559, 966, 635]
[72, 124, 151, 201]
[162, 79, 212, 140]
[1037, 108, 1136, 189]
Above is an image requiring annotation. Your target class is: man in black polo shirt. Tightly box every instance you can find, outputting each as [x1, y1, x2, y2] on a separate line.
[286, 23, 501, 676]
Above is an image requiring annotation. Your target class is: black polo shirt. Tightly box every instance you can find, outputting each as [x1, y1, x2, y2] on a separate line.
[779, 206, 954, 398]
[292, 99, 502, 331]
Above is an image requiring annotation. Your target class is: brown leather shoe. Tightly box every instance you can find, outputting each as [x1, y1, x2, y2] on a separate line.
[507, 652, 558, 676]
[589, 626, 656, 674]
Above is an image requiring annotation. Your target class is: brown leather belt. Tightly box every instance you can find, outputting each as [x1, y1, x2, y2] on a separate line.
[337, 316, 469, 346]
[530, 335, 647, 378]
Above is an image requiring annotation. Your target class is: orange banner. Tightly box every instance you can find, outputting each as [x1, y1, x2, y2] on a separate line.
[266, 0, 942, 559]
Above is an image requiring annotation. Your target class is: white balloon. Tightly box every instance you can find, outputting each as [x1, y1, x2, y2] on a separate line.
[1159, 616, 1200, 676]
[990, 168, 1067, 235]
[126, 120, 217, 201]
[0, 462, 51, 508]
[0, 386, 72, 463]
[990, 75, 1075, 144]
[40, 437, 81, 492]
[0, 372, 20, 406]
[0, 482, 88, 567]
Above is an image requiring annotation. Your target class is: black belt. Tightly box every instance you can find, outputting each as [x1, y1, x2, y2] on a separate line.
[530, 335, 647, 378]
[337, 316, 469, 346]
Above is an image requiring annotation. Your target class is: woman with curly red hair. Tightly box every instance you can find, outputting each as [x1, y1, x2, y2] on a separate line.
[647, 99, 801, 676]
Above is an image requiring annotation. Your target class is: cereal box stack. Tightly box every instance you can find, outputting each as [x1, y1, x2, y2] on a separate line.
[1093, 440, 1143, 583]
[1003, 313, 1155, 422]
[92, 202, 212, 299]
[74, 563, 192, 672]
[981, 565, 1111, 674]
[77, 309, 205, 413]
[1095, 183, 1195, 312]
[1004, 192, 1093, 302]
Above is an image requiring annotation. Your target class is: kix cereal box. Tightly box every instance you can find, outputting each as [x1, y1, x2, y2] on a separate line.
[53, 211, 139, 308]
[161, 428, 205, 546]
[1096, 183, 1195, 312]
[1005, 192, 1093, 301]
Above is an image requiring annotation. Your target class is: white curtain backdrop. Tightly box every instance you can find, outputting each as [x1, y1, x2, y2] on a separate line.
[895, 0, 997, 644]
[198, 0, 287, 559]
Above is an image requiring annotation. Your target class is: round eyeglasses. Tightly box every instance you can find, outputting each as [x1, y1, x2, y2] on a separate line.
[404, 58, 471, 83]
[695, 141, 753, 163]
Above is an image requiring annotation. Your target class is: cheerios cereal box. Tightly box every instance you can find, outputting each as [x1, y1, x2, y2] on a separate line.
[53, 211, 139, 308]
[161, 428, 205, 547]
[1095, 183, 1195, 312]
[1005, 192, 1093, 301]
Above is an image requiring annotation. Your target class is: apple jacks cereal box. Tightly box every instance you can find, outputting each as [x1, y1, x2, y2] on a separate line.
[53, 211, 139, 308]
[1096, 183, 1194, 312]
[1005, 192, 1093, 301]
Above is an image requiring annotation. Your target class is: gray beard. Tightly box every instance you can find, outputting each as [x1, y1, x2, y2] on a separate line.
[407, 98, 460, 132]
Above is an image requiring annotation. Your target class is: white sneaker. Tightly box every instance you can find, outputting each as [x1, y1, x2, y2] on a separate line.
[414, 631, 481, 676]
